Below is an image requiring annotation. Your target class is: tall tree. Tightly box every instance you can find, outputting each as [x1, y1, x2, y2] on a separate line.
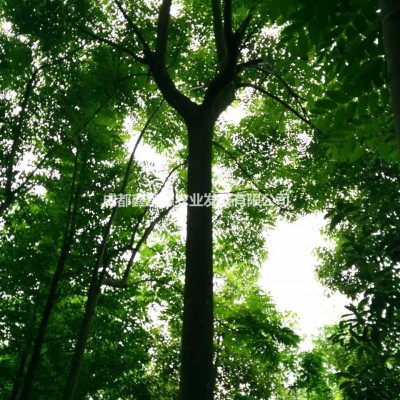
[380, 0, 400, 148]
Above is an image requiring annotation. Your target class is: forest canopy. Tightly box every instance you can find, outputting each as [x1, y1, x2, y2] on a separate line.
[1, 0, 400, 399]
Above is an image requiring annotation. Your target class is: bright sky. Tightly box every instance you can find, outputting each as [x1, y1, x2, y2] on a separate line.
[259, 213, 348, 345]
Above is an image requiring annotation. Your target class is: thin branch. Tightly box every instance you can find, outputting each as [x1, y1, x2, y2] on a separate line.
[255, 64, 306, 101]
[212, 0, 227, 68]
[102, 276, 168, 289]
[103, 194, 178, 288]
[97, 106, 183, 288]
[212, 140, 293, 212]
[75, 23, 146, 64]
[121, 201, 175, 282]
[234, 10, 253, 46]
[94, 100, 166, 291]
[108, 158, 187, 258]
[119, 72, 152, 82]
[119, 101, 165, 194]
[113, 0, 153, 60]
[125, 158, 185, 253]
[238, 82, 314, 127]
[236, 57, 263, 72]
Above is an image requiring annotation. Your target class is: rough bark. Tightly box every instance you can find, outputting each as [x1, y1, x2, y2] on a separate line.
[179, 110, 214, 400]
[380, 0, 400, 149]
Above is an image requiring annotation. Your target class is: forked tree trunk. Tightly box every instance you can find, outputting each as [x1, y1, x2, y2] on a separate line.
[180, 109, 214, 400]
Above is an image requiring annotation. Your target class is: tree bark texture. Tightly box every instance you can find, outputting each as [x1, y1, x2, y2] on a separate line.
[179, 109, 214, 400]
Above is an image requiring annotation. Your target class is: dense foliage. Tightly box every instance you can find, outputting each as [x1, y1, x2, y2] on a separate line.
[1, 0, 399, 399]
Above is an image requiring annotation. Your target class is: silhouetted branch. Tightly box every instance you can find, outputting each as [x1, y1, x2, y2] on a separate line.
[213, 140, 293, 212]
[76, 23, 146, 63]
[113, 0, 153, 60]
[238, 82, 313, 127]
[234, 10, 253, 45]
[212, 0, 227, 68]
[155, 0, 172, 65]
[223, 0, 233, 46]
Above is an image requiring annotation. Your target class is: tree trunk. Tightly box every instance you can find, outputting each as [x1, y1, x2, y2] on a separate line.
[9, 351, 27, 400]
[179, 109, 214, 400]
[18, 151, 80, 399]
[61, 272, 101, 400]
[19, 242, 72, 399]
[380, 0, 400, 149]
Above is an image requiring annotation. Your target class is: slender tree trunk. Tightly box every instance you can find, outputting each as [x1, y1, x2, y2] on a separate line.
[380, 0, 400, 149]
[179, 109, 214, 400]
[17, 151, 80, 399]
[61, 271, 101, 400]
[9, 351, 27, 400]
[60, 105, 162, 400]
[19, 242, 72, 399]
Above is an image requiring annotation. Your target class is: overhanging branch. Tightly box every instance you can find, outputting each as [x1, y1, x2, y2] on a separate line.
[113, 0, 153, 60]
[213, 140, 293, 212]
[234, 10, 253, 46]
[76, 23, 146, 64]
[238, 82, 313, 127]
[122, 201, 175, 282]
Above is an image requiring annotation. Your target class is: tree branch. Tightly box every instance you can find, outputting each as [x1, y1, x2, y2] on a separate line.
[75, 23, 147, 64]
[212, 0, 227, 68]
[254, 64, 306, 101]
[102, 276, 168, 289]
[121, 201, 175, 282]
[213, 140, 293, 212]
[108, 158, 187, 258]
[146, 1, 197, 120]
[113, 0, 153, 60]
[238, 82, 314, 127]
[155, 0, 172, 65]
[237, 57, 263, 72]
[223, 0, 233, 46]
[120, 101, 165, 194]
[234, 10, 253, 46]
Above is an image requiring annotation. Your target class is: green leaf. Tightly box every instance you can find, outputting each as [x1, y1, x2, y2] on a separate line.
[326, 90, 350, 103]
[348, 142, 363, 163]
[315, 99, 338, 110]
